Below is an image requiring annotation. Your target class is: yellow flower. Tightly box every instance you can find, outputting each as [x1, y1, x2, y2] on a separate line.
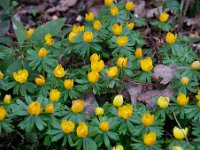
[91, 60, 105, 72]
[135, 48, 143, 59]
[4, 94, 12, 104]
[112, 24, 123, 35]
[28, 102, 42, 116]
[90, 53, 100, 62]
[45, 33, 52, 41]
[35, 75, 45, 86]
[64, 79, 74, 90]
[140, 58, 153, 72]
[159, 12, 169, 23]
[190, 61, 200, 70]
[172, 146, 183, 150]
[61, 120, 75, 134]
[71, 99, 84, 113]
[45, 33, 54, 46]
[143, 131, 157, 146]
[197, 100, 200, 108]
[125, 1, 135, 11]
[113, 94, 123, 107]
[126, 22, 135, 30]
[87, 71, 100, 83]
[72, 25, 85, 33]
[26, 28, 35, 40]
[76, 122, 88, 138]
[176, 93, 189, 106]
[68, 31, 78, 42]
[196, 89, 200, 101]
[93, 20, 102, 30]
[116, 36, 128, 47]
[104, 0, 113, 6]
[99, 121, 109, 132]
[110, 6, 119, 16]
[49, 89, 61, 102]
[85, 12, 95, 22]
[106, 66, 118, 78]
[83, 31, 93, 43]
[173, 126, 188, 140]
[13, 69, 29, 84]
[157, 96, 170, 108]
[45, 104, 54, 114]
[0, 106, 7, 121]
[112, 145, 124, 150]
[53, 64, 66, 78]
[95, 107, 104, 116]
[118, 104, 132, 119]
[165, 32, 177, 44]
[117, 57, 128, 68]
[0, 71, 4, 80]
[181, 77, 190, 85]
[141, 113, 155, 127]
[38, 48, 48, 58]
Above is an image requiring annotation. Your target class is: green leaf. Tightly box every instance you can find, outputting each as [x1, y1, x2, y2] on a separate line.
[0, 0, 10, 9]
[163, 0, 180, 12]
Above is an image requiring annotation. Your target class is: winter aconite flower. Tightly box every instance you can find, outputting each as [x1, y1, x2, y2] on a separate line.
[159, 12, 169, 23]
[125, 1, 135, 11]
[87, 71, 100, 83]
[104, 0, 113, 6]
[38, 48, 48, 58]
[141, 113, 155, 127]
[90, 53, 100, 62]
[116, 36, 128, 47]
[99, 121, 109, 132]
[45, 104, 54, 114]
[49, 89, 61, 102]
[157, 96, 170, 108]
[95, 107, 104, 116]
[83, 31, 93, 43]
[173, 126, 188, 140]
[135, 48, 143, 59]
[112, 24, 123, 35]
[0, 71, 4, 80]
[61, 120, 75, 134]
[140, 58, 153, 72]
[91, 60, 105, 72]
[126, 22, 135, 30]
[4, 94, 12, 104]
[26, 28, 35, 40]
[85, 12, 95, 22]
[106, 66, 118, 78]
[64, 79, 74, 90]
[76, 122, 88, 138]
[196, 89, 200, 101]
[72, 25, 85, 33]
[93, 20, 102, 30]
[118, 104, 132, 119]
[112, 145, 124, 150]
[143, 131, 157, 146]
[197, 100, 200, 108]
[113, 94, 123, 107]
[71, 99, 84, 113]
[53, 64, 66, 78]
[28, 102, 42, 116]
[68, 31, 78, 42]
[13, 69, 29, 84]
[110, 6, 119, 16]
[190, 61, 200, 70]
[117, 57, 128, 68]
[172, 146, 183, 150]
[0, 106, 7, 121]
[176, 93, 189, 106]
[45, 33, 54, 46]
[35, 75, 45, 86]
[165, 32, 177, 44]
[181, 77, 190, 85]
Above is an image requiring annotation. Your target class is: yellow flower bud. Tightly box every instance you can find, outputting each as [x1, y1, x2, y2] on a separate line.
[190, 61, 200, 70]
[3, 94, 12, 104]
[110, 6, 119, 16]
[159, 12, 169, 23]
[13, 69, 29, 84]
[71, 99, 84, 113]
[49, 89, 61, 102]
[112, 145, 124, 150]
[176, 93, 189, 106]
[135, 48, 143, 59]
[35, 75, 45, 86]
[118, 104, 132, 119]
[61, 120, 75, 134]
[157, 96, 170, 108]
[173, 126, 188, 140]
[181, 77, 190, 85]
[45, 33, 52, 41]
[90, 53, 100, 62]
[116, 36, 128, 47]
[99, 121, 109, 132]
[112, 24, 123, 35]
[26, 28, 35, 40]
[143, 131, 157, 146]
[53, 64, 66, 78]
[196, 89, 200, 101]
[83, 31, 93, 43]
[0, 106, 7, 121]
[38, 48, 48, 58]
[95, 107, 104, 116]
[0, 71, 4, 80]
[106, 66, 118, 78]
[63, 79, 74, 90]
[172, 146, 183, 150]
[68, 31, 78, 42]
[45, 38, 54, 46]
[45, 104, 54, 114]
[125, 1, 135, 11]
[87, 71, 100, 83]
[140, 58, 153, 72]
[117, 57, 128, 68]
[126, 22, 135, 30]
[104, 0, 113, 6]
[113, 94, 123, 107]
[85, 12, 95, 22]
[72, 25, 85, 33]
[93, 20, 102, 30]
[141, 113, 155, 127]
[76, 122, 88, 138]
[28, 101, 42, 116]
[165, 32, 177, 44]
[91, 60, 105, 72]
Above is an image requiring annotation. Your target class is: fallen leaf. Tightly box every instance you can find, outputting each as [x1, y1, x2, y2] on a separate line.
[83, 92, 96, 116]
